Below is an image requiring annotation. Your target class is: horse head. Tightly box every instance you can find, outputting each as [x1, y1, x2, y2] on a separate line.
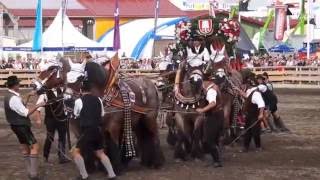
[32, 58, 71, 94]
[188, 69, 203, 94]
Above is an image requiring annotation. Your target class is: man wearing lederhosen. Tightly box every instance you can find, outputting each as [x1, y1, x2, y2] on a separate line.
[35, 85, 70, 164]
[4, 76, 45, 180]
[237, 75, 265, 152]
[72, 79, 116, 180]
[196, 78, 224, 167]
[260, 73, 290, 132]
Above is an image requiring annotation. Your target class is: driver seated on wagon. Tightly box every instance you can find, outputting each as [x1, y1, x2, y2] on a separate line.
[186, 36, 210, 70]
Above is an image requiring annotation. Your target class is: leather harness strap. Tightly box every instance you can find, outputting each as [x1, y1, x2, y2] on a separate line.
[103, 55, 150, 114]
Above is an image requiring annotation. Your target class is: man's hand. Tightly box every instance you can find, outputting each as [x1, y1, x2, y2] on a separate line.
[258, 114, 264, 121]
[196, 108, 205, 114]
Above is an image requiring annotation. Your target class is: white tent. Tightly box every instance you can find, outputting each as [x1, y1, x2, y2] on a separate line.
[98, 17, 187, 59]
[20, 8, 104, 51]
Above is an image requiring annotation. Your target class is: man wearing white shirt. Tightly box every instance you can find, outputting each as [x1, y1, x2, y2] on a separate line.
[35, 86, 70, 164]
[4, 76, 45, 180]
[196, 80, 224, 167]
[186, 38, 210, 68]
[71, 80, 116, 180]
[237, 75, 265, 152]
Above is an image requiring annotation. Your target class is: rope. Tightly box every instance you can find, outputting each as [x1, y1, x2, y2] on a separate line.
[226, 118, 261, 146]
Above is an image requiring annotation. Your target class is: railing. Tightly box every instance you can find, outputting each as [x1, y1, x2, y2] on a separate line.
[0, 66, 320, 88]
[250, 66, 320, 88]
[0, 69, 39, 88]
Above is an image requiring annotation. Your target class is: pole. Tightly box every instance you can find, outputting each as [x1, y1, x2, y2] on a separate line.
[61, 0, 68, 55]
[152, 0, 160, 58]
[307, 0, 311, 60]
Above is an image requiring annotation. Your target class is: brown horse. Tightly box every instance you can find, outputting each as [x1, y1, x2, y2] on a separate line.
[33, 57, 164, 173]
[172, 64, 208, 160]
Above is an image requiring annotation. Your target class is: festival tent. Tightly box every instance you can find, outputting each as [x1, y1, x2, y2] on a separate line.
[15, 8, 104, 51]
[268, 44, 295, 53]
[98, 17, 188, 59]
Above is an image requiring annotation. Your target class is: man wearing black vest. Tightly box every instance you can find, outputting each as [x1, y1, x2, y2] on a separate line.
[237, 75, 265, 152]
[258, 74, 290, 132]
[196, 79, 224, 168]
[72, 80, 116, 180]
[4, 76, 45, 180]
[35, 86, 70, 164]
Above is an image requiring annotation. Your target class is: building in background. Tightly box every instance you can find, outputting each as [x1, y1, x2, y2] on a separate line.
[0, 0, 93, 44]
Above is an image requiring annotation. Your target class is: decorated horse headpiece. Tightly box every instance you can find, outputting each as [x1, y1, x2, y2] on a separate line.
[67, 59, 86, 84]
[32, 58, 64, 93]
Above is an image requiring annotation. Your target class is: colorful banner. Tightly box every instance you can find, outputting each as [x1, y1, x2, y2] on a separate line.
[274, 5, 287, 41]
[294, 0, 306, 35]
[113, 0, 120, 51]
[32, 0, 42, 52]
[259, 9, 274, 48]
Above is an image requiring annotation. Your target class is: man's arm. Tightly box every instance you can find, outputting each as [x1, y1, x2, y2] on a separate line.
[196, 88, 217, 113]
[73, 99, 83, 118]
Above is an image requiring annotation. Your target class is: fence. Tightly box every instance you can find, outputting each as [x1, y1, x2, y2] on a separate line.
[0, 66, 320, 88]
[0, 69, 38, 88]
[251, 66, 320, 88]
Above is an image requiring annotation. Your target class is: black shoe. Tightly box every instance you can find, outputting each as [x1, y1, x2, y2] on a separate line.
[59, 158, 71, 164]
[213, 162, 223, 168]
[280, 128, 290, 132]
[73, 176, 89, 180]
[109, 177, 117, 180]
[255, 147, 263, 152]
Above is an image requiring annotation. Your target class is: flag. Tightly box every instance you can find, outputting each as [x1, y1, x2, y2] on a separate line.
[259, 9, 274, 49]
[274, 5, 287, 40]
[294, 0, 306, 35]
[113, 0, 120, 51]
[32, 0, 42, 52]
[229, 6, 238, 19]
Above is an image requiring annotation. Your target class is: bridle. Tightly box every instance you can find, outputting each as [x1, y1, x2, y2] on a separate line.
[32, 66, 64, 94]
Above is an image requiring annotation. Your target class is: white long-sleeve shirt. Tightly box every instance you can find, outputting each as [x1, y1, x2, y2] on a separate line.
[246, 87, 265, 109]
[187, 46, 210, 67]
[8, 89, 29, 117]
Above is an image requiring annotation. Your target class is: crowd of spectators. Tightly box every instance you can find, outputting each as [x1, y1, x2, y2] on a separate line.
[0, 57, 40, 70]
[242, 54, 320, 68]
[1, 53, 320, 71]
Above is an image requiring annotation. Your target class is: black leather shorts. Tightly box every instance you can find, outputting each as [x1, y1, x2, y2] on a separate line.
[11, 125, 37, 145]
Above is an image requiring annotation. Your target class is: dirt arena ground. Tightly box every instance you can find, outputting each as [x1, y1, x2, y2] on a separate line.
[0, 89, 319, 180]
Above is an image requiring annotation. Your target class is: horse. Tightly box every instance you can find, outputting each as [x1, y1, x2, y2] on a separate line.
[172, 62, 209, 160]
[32, 56, 165, 173]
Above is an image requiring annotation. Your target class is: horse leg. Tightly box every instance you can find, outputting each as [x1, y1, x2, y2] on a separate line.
[223, 99, 232, 145]
[104, 116, 122, 174]
[191, 116, 204, 159]
[166, 112, 177, 146]
[137, 112, 165, 168]
[174, 113, 188, 161]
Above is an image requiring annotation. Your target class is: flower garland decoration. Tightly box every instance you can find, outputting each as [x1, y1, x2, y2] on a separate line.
[219, 18, 241, 43]
[175, 21, 192, 42]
